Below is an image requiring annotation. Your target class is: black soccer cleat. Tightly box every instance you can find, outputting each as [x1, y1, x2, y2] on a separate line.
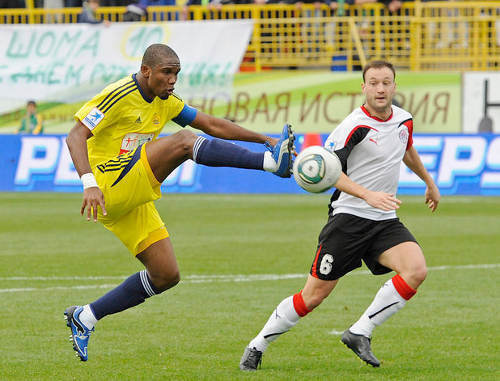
[239, 347, 263, 371]
[341, 330, 381, 367]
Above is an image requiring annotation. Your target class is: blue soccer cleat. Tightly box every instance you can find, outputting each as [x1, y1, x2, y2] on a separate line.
[64, 306, 94, 361]
[266, 123, 295, 178]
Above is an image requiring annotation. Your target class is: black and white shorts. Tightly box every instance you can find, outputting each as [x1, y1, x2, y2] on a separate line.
[310, 213, 418, 281]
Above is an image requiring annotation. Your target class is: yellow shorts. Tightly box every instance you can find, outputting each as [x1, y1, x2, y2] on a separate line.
[95, 144, 168, 255]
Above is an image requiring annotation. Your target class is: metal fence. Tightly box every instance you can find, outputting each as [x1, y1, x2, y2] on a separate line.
[1, 1, 499, 71]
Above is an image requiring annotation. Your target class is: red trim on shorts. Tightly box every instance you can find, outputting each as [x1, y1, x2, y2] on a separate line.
[392, 274, 417, 300]
[361, 105, 393, 122]
[311, 244, 322, 278]
[293, 291, 310, 317]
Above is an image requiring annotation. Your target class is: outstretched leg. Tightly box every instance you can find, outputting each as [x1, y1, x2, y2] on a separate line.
[145, 125, 294, 183]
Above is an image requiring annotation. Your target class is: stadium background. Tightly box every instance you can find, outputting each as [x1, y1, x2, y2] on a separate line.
[0, 1, 499, 380]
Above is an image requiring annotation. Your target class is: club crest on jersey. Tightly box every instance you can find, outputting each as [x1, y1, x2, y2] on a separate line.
[82, 107, 104, 130]
[153, 113, 160, 125]
[399, 129, 409, 145]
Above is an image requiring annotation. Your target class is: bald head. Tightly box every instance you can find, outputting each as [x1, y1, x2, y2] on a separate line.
[141, 44, 179, 68]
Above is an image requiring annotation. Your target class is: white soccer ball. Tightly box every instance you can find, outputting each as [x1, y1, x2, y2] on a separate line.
[293, 146, 342, 193]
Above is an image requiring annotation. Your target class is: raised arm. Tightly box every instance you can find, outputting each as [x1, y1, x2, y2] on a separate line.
[66, 121, 107, 221]
[189, 110, 278, 147]
[403, 146, 440, 212]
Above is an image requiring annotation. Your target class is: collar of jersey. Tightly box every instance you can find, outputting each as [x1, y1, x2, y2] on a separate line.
[133, 73, 154, 103]
[361, 105, 393, 122]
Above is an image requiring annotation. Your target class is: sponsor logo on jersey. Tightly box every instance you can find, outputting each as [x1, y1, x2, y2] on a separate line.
[119, 132, 154, 155]
[135, 116, 142, 124]
[369, 130, 380, 145]
[82, 107, 105, 130]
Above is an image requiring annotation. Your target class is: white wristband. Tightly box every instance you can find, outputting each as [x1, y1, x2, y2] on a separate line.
[81, 173, 98, 189]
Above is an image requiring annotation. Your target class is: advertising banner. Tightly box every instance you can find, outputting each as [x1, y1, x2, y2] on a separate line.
[462, 72, 500, 133]
[0, 62, 461, 134]
[202, 71, 461, 134]
[1, 133, 499, 195]
[0, 20, 253, 116]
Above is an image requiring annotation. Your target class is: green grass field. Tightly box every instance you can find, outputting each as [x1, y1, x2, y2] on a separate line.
[0, 194, 499, 380]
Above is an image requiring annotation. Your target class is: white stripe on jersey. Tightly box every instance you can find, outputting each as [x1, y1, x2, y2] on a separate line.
[324, 105, 413, 221]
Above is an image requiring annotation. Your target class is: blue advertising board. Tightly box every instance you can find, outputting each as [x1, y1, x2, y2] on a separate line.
[1, 133, 499, 195]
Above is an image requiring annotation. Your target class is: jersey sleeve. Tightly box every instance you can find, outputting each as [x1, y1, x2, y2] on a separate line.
[324, 121, 373, 172]
[172, 104, 197, 127]
[401, 118, 413, 150]
[74, 90, 120, 136]
[324, 120, 351, 152]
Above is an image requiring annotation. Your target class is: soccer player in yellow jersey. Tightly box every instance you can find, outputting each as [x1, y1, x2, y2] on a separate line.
[63, 44, 295, 362]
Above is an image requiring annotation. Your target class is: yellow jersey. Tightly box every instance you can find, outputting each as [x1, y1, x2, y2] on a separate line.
[74, 74, 196, 169]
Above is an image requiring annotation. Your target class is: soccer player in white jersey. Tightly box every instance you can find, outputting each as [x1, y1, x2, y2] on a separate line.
[240, 61, 441, 370]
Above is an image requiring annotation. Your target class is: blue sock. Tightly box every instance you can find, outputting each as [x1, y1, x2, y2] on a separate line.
[90, 270, 160, 320]
[193, 137, 264, 170]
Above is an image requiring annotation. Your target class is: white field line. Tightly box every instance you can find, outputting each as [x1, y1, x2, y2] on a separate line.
[0, 263, 499, 294]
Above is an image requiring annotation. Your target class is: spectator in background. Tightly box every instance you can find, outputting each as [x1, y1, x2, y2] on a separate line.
[65, 0, 83, 8]
[78, 0, 111, 24]
[182, 0, 215, 20]
[123, 2, 148, 21]
[329, 0, 404, 14]
[135, 0, 176, 21]
[18, 100, 44, 135]
[0, 0, 25, 7]
[139, 0, 175, 6]
[44, 0, 64, 23]
[379, 0, 402, 14]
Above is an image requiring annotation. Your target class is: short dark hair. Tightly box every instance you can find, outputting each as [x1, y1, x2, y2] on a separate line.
[27, 100, 36, 107]
[141, 44, 179, 68]
[362, 61, 396, 82]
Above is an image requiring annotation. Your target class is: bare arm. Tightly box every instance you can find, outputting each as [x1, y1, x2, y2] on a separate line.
[66, 121, 107, 221]
[189, 111, 278, 146]
[66, 121, 94, 176]
[33, 115, 43, 135]
[334, 172, 402, 211]
[403, 146, 440, 212]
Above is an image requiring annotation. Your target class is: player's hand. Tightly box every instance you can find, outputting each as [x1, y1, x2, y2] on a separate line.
[364, 191, 402, 211]
[425, 184, 440, 212]
[81, 187, 107, 222]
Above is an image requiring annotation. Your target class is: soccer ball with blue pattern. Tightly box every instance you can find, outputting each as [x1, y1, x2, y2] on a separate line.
[293, 146, 342, 193]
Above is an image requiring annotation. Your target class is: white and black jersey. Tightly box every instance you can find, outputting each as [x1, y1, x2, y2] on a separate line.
[324, 105, 413, 221]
